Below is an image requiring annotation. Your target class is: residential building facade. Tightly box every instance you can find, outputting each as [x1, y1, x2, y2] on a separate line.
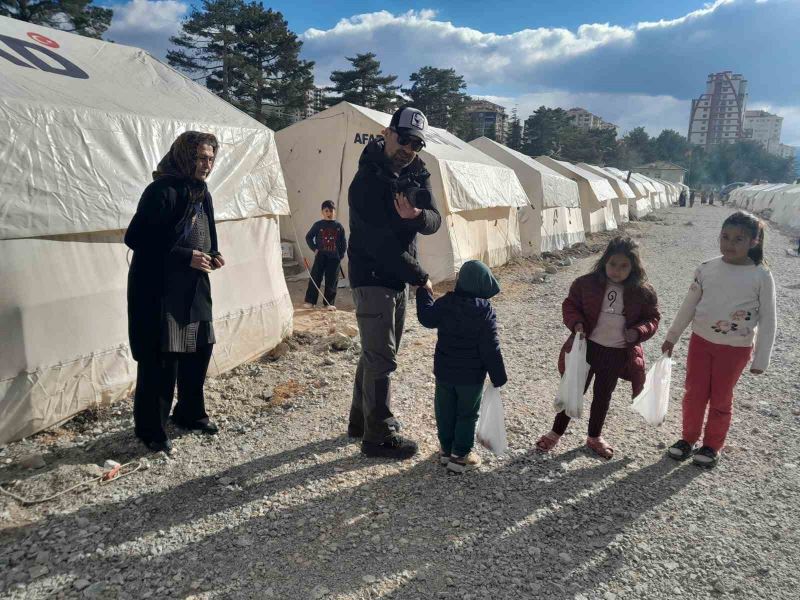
[688, 71, 748, 147]
[773, 143, 796, 160]
[742, 109, 796, 159]
[302, 87, 325, 118]
[743, 109, 782, 148]
[566, 107, 618, 135]
[466, 100, 507, 143]
[261, 86, 326, 125]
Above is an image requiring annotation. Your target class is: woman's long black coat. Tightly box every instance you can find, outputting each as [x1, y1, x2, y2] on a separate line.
[125, 176, 219, 361]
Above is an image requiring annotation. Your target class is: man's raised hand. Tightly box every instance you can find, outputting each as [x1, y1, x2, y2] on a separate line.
[394, 193, 422, 220]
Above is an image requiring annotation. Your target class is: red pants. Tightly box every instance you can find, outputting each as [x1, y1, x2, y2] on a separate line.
[682, 334, 752, 451]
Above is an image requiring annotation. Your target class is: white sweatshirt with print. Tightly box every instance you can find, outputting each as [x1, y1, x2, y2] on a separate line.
[665, 257, 777, 371]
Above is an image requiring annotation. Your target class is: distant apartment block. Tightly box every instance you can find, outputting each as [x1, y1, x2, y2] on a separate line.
[303, 87, 325, 118]
[743, 109, 796, 159]
[743, 109, 782, 147]
[466, 100, 507, 143]
[566, 107, 618, 135]
[688, 71, 748, 147]
[772, 143, 796, 160]
[262, 86, 326, 125]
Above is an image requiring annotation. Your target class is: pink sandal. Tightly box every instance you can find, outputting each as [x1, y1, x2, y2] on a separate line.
[586, 436, 614, 459]
[536, 431, 561, 453]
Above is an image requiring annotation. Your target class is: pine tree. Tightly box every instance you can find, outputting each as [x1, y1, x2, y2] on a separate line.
[167, 0, 246, 102]
[521, 107, 573, 157]
[507, 108, 523, 151]
[622, 127, 654, 164]
[327, 53, 400, 112]
[403, 66, 471, 134]
[1, 0, 112, 38]
[229, 4, 314, 128]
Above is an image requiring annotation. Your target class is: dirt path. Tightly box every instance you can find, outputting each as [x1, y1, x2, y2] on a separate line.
[1, 205, 799, 600]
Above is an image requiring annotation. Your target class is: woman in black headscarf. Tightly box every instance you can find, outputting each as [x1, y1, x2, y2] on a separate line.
[125, 131, 224, 453]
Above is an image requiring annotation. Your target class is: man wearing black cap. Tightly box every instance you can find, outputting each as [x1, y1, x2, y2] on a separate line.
[347, 105, 442, 459]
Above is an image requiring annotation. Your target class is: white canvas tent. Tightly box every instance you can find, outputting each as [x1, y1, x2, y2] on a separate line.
[770, 184, 800, 228]
[604, 167, 652, 218]
[534, 157, 618, 233]
[730, 183, 800, 228]
[729, 184, 764, 210]
[0, 17, 292, 442]
[750, 183, 790, 213]
[276, 103, 528, 284]
[659, 180, 680, 205]
[627, 172, 661, 211]
[468, 138, 584, 255]
[578, 163, 635, 224]
[647, 177, 670, 209]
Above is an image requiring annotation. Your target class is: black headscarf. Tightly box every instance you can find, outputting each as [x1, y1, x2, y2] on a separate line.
[153, 131, 219, 182]
[153, 131, 219, 242]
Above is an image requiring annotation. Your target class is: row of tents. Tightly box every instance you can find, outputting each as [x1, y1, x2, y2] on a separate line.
[277, 102, 686, 283]
[0, 17, 685, 442]
[728, 183, 800, 229]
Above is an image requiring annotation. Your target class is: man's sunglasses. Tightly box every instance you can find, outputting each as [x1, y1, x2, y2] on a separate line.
[393, 130, 425, 152]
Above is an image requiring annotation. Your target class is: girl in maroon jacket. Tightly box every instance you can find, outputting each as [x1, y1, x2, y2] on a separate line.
[536, 237, 661, 458]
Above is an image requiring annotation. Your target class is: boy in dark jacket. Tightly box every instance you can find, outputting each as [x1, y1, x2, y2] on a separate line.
[304, 201, 347, 310]
[416, 260, 507, 473]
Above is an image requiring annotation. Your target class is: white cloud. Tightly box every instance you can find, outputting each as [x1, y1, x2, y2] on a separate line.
[303, 10, 633, 90]
[108, 0, 187, 33]
[300, 0, 798, 142]
[635, 0, 734, 30]
[106, 0, 187, 58]
[99, 1, 798, 145]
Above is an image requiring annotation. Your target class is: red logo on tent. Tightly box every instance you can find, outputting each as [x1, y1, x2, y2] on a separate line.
[27, 32, 59, 49]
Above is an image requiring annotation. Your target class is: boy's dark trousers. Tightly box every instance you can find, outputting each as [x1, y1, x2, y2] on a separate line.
[434, 381, 484, 456]
[305, 252, 341, 306]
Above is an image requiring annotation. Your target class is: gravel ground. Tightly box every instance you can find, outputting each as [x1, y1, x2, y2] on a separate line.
[1, 204, 799, 600]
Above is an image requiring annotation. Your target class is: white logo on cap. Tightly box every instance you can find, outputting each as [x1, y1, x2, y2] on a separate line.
[410, 112, 425, 130]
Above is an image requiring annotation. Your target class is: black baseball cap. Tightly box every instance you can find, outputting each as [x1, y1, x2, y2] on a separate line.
[390, 106, 428, 143]
[321, 200, 335, 210]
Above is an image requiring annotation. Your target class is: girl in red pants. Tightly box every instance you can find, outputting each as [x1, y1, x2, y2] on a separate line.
[536, 237, 661, 458]
[663, 211, 777, 467]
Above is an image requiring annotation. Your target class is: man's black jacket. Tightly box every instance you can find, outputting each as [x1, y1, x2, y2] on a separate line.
[347, 138, 441, 290]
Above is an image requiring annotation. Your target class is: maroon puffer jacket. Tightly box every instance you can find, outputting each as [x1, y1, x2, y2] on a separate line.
[558, 272, 660, 396]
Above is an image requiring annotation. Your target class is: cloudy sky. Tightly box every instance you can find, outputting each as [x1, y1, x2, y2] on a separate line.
[105, 0, 800, 145]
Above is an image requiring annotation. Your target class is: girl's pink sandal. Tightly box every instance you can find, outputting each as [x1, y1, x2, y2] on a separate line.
[586, 436, 614, 459]
[535, 431, 561, 452]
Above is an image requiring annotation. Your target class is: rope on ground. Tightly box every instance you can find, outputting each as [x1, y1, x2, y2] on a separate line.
[0, 460, 144, 506]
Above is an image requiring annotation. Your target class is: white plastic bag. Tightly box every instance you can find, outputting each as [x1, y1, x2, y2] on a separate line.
[477, 384, 508, 456]
[555, 335, 590, 419]
[631, 354, 672, 426]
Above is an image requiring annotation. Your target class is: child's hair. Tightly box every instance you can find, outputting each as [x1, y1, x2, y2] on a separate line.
[722, 211, 766, 265]
[321, 200, 335, 211]
[592, 236, 648, 289]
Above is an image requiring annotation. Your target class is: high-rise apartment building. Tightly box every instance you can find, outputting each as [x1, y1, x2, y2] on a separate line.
[466, 100, 507, 143]
[688, 71, 748, 147]
[302, 87, 325, 118]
